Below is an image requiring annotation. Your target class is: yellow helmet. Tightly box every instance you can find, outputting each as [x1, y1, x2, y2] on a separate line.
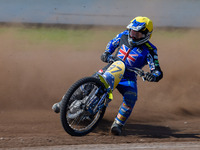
[127, 16, 153, 45]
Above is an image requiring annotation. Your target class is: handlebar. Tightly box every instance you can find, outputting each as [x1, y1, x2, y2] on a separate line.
[127, 67, 147, 81]
[108, 56, 147, 81]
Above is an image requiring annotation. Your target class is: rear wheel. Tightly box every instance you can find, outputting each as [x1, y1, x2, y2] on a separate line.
[60, 77, 107, 136]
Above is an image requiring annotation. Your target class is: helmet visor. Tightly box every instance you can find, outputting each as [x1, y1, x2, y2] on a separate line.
[129, 29, 145, 41]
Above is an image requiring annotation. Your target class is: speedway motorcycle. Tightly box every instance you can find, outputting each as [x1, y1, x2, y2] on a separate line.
[60, 58, 146, 136]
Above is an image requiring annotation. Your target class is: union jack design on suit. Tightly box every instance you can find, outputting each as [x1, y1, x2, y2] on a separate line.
[117, 44, 138, 66]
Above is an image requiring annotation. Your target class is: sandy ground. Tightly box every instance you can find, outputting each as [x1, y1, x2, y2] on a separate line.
[0, 27, 200, 148]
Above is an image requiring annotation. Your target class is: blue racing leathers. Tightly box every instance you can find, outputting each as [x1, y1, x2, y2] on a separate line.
[103, 30, 163, 125]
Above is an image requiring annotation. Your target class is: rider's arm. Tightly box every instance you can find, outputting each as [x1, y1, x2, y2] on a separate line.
[105, 32, 122, 53]
[146, 42, 163, 82]
[101, 31, 124, 63]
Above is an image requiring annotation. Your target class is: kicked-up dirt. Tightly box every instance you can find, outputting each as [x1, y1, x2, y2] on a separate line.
[0, 27, 200, 148]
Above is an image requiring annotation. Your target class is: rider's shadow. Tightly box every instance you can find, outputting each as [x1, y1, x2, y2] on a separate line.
[124, 123, 200, 139]
[124, 123, 176, 138]
[96, 119, 200, 139]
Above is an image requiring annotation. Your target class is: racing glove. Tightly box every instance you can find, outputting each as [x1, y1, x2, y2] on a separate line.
[145, 72, 156, 82]
[101, 51, 112, 62]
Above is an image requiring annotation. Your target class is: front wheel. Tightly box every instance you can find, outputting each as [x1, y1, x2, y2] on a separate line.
[60, 77, 107, 136]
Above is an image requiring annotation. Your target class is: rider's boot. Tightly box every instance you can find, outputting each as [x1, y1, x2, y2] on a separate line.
[52, 101, 61, 113]
[52, 84, 93, 113]
[111, 119, 123, 135]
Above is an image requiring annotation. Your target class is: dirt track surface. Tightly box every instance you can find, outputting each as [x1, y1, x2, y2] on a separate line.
[2, 142, 200, 150]
[0, 27, 200, 148]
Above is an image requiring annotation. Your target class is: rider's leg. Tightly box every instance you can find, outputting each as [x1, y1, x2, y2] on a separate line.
[111, 80, 137, 135]
[52, 64, 111, 113]
[52, 84, 93, 113]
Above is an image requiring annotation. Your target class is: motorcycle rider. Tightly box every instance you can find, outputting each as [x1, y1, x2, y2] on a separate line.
[52, 16, 163, 135]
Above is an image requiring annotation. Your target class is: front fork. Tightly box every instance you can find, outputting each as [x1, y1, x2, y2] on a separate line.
[86, 86, 112, 115]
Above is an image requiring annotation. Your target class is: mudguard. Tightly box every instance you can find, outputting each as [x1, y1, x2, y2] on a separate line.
[98, 74, 113, 100]
[102, 61, 125, 90]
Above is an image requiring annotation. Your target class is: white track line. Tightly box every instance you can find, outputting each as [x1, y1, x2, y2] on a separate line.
[2, 142, 200, 150]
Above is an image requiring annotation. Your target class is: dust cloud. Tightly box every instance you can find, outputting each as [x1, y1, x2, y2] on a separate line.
[0, 27, 200, 121]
